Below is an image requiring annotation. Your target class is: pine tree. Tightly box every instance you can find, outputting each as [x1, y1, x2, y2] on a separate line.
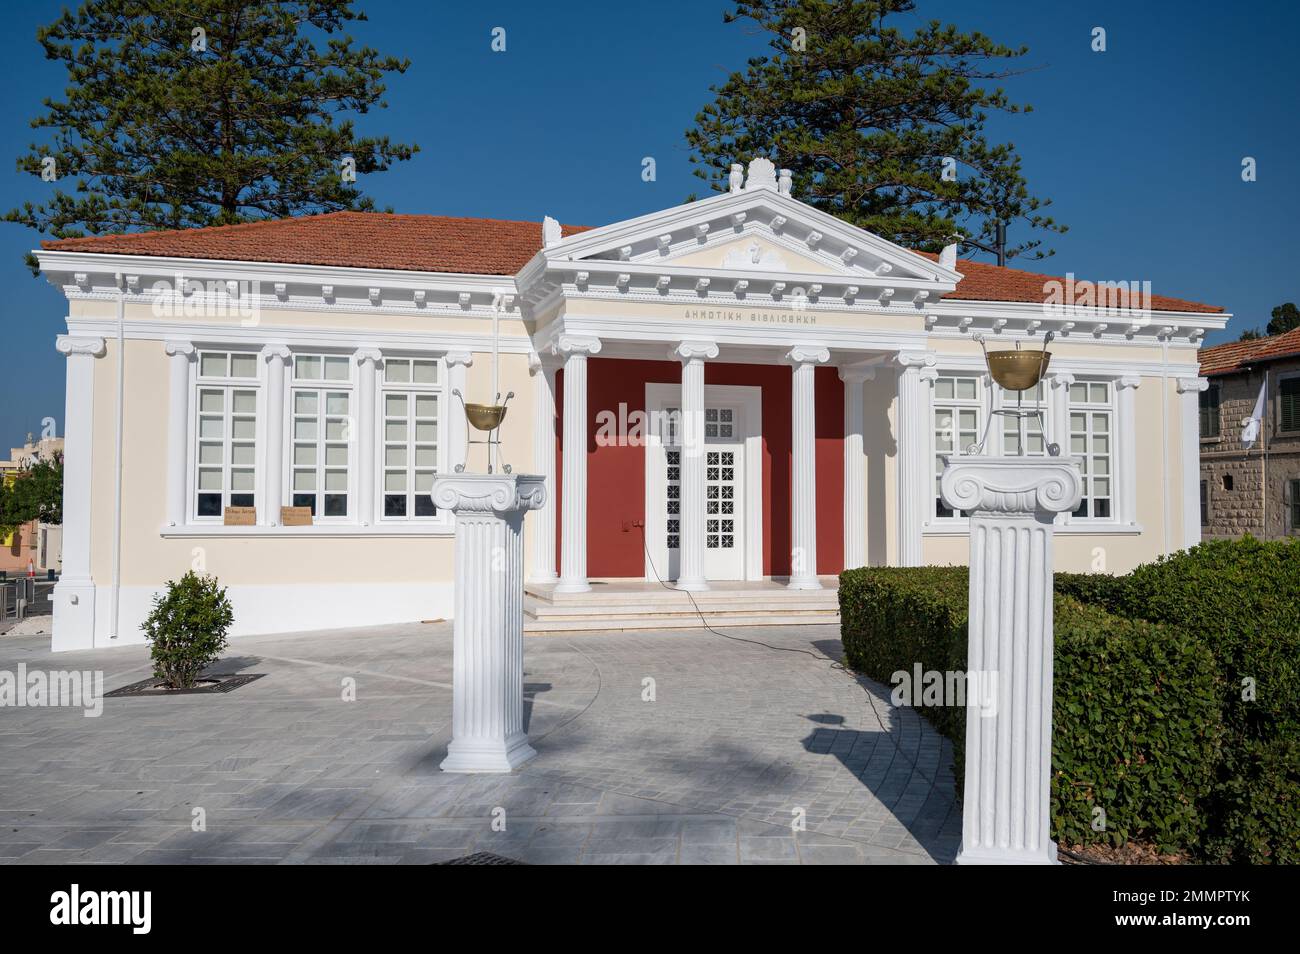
[5, 0, 417, 267]
[686, 0, 1065, 259]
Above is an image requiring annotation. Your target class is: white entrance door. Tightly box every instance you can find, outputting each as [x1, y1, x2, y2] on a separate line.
[645, 384, 762, 583]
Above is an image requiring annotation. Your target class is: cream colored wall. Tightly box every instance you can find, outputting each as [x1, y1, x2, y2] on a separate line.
[669, 236, 839, 274]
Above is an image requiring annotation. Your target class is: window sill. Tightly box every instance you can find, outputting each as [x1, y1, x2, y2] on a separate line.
[160, 523, 455, 539]
[923, 521, 1145, 536]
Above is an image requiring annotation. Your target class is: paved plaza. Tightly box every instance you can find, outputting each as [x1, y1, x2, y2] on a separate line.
[0, 622, 959, 864]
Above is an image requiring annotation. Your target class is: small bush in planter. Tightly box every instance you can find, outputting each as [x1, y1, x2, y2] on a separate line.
[142, 572, 234, 689]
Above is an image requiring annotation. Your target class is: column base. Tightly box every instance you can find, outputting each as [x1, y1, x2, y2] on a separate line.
[526, 571, 558, 586]
[553, 579, 591, 594]
[674, 578, 710, 592]
[440, 734, 538, 774]
[51, 577, 97, 652]
[786, 575, 823, 591]
[955, 841, 1060, 865]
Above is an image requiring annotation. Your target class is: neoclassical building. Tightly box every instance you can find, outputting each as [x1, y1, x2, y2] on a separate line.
[37, 159, 1225, 650]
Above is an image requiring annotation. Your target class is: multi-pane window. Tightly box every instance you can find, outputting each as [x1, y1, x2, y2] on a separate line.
[1290, 479, 1300, 532]
[705, 450, 736, 549]
[665, 448, 680, 550]
[1069, 381, 1113, 519]
[704, 407, 735, 439]
[194, 350, 259, 518]
[291, 354, 352, 518]
[934, 375, 982, 518]
[1001, 382, 1047, 455]
[381, 357, 440, 519]
[1199, 383, 1221, 439]
[1200, 480, 1209, 526]
[1281, 378, 1300, 433]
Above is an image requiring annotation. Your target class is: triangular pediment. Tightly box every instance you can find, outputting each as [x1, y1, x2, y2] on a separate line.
[536, 187, 959, 286]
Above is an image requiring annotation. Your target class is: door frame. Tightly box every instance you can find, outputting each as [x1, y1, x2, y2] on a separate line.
[644, 382, 764, 582]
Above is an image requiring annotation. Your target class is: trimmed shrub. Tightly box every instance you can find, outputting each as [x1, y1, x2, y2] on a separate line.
[1117, 538, 1300, 864]
[1053, 570, 1130, 613]
[840, 567, 1225, 854]
[142, 572, 234, 689]
[1052, 598, 1221, 851]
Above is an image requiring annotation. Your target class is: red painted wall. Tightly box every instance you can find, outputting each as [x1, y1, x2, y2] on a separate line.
[555, 358, 844, 579]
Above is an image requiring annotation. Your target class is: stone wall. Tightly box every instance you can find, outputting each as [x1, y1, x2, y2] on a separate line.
[1200, 356, 1300, 539]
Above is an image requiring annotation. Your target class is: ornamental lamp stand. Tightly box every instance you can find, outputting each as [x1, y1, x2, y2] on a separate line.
[433, 301, 544, 772]
[940, 328, 1082, 864]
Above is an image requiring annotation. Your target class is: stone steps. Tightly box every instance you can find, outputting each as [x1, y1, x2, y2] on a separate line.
[522, 583, 840, 634]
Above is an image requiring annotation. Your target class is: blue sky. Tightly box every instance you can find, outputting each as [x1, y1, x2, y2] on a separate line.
[1, 0, 1296, 449]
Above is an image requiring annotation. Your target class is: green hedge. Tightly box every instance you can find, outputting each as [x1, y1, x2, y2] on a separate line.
[840, 566, 1224, 855]
[1052, 571, 1129, 613]
[1105, 538, 1300, 864]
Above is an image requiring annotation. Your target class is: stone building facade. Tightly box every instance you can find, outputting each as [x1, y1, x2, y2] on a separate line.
[1198, 328, 1300, 540]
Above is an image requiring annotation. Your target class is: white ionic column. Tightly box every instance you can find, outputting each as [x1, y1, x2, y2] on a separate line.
[940, 456, 1082, 865]
[840, 363, 876, 570]
[670, 340, 719, 591]
[445, 351, 473, 474]
[785, 346, 830, 589]
[260, 344, 291, 525]
[1116, 376, 1141, 527]
[527, 352, 558, 584]
[1176, 376, 1209, 549]
[163, 340, 195, 528]
[553, 335, 601, 593]
[354, 348, 383, 527]
[53, 335, 106, 652]
[895, 352, 937, 567]
[433, 473, 547, 772]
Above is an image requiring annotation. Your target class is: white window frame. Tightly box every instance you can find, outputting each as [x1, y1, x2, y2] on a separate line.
[1064, 378, 1117, 523]
[995, 380, 1048, 457]
[189, 348, 263, 523]
[287, 352, 356, 522]
[930, 372, 987, 522]
[376, 355, 449, 526]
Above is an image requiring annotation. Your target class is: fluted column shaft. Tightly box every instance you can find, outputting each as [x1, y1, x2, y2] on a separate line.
[895, 352, 937, 567]
[785, 346, 829, 589]
[840, 364, 874, 569]
[555, 335, 601, 593]
[671, 340, 718, 590]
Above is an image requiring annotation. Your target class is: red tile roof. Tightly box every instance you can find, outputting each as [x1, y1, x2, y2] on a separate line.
[41, 211, 592, 275]
[916, 252, 1222, 314]
[1198, 326, 1300, 376]
[41, 210, 1222, 313]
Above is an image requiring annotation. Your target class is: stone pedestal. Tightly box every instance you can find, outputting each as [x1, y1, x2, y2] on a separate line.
[432, 473, 547, 773]
[939, 456, 1082, 865]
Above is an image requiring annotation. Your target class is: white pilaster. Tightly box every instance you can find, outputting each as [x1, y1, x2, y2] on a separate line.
[527, 352, 558, 584]
[445, 351, 473, 474]
[785, 345, 830, 588]
[940, 456, 1082, 865]
[670, 340, 719, 591]
[1048, 373, 1075, 463]
[52, 335, 105, 652]
[895, 351, 937, 567]
[354, 348, 383, 527]
[260, 344, 291, 526]
[432, 473, 547, 772]
[163, 340, 194, 528]
[1116, 376, 1141, 527]
[839, 363, 876, 570]
[553, 334, 602, 593]
[1176, 376, 1209, 549]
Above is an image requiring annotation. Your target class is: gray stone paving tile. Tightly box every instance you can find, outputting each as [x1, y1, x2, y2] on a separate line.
[0, 622, 956, 865]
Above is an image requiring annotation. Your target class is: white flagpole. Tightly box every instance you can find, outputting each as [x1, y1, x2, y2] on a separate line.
[1262, 368, 1269, 540]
